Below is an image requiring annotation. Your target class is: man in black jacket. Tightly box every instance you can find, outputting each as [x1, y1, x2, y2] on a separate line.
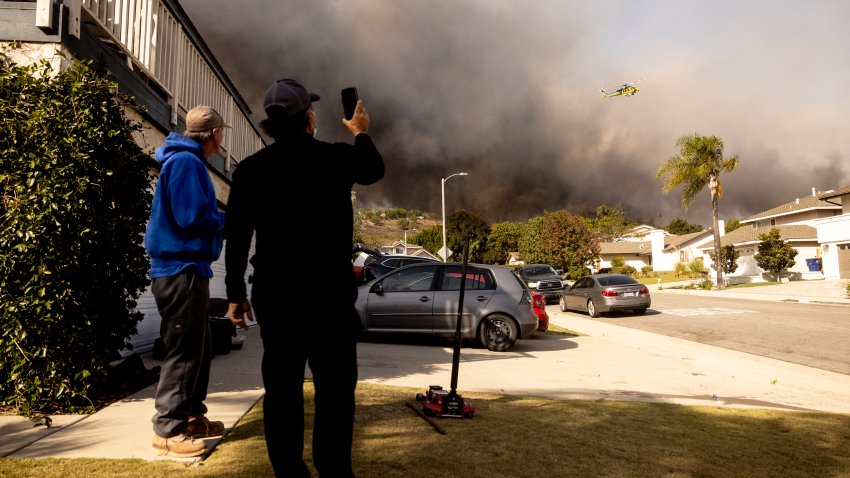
[225, 78, 384, 477]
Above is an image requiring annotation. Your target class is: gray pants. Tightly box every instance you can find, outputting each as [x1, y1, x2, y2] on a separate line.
[151, 267, 212, 437]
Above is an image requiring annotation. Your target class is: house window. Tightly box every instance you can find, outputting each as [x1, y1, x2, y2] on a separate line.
[679, 250, 689, 262]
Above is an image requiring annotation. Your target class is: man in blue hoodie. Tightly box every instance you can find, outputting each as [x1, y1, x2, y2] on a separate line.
[145, 105, 227, 458]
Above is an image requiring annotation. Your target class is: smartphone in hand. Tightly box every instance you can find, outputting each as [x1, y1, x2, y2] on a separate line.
[341, 87, 358, 120]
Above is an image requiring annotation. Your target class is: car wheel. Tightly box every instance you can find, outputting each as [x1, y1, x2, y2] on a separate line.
[559, 296, 568, 312]
[633, 308, 647, 315]
[478, 314, 518, 352]
[587, 299, 600, 318]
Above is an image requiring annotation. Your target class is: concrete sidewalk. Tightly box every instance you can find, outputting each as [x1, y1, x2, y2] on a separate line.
[2, 278, 849, 461]
[2, 326, 264, 461]
[653, 278, 850, 306]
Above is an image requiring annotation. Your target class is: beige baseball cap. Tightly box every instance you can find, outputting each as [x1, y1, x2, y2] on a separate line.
[186, 105, 231, 132]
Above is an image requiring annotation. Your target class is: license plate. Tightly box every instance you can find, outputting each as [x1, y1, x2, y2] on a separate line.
[623, 292, 637, 297]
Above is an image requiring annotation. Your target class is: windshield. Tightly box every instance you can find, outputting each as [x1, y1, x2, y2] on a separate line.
[524, 265, 557, 277]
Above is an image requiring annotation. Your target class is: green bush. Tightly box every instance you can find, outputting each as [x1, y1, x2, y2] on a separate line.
[566, 265, 590, 280]
[641, 265, 654, 277]
[614, 265, 637, 276]
[0, 54, 152, 416]
[843, 281, 850, 297]
[689, 259, 707, 277]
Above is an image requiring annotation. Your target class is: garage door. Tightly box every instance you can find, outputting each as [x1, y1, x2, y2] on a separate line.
[839, 244, 850, 279]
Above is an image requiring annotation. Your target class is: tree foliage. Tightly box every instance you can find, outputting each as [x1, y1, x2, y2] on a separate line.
[351, 191, 362, 244]
[725, 218, 742, 233]
[664, 217, 703, 235]
[534, 210, 600, 277]
[412, 225, 443, 258]
[517, 215, 546, 265]
[0, 56, 152, 415]
[482, 221, 523, 264]
[755, 228, 798, 280]
[587, 204, 634, 241]
[446, 210, 490, 262]
[708, 245, 740, 274]
[657, 133, 739, 288]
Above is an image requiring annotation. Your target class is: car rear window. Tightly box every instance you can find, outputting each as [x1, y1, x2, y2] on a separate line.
[439, 266, 495, 291]
[597, 275, 639, 286]
[400, 258, 433, 267]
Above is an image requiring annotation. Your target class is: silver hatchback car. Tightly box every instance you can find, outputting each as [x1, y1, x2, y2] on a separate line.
[559, 273, 651, 317]
[354, 262, 538, 352]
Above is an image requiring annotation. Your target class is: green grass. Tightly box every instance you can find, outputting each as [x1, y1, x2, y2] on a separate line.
[727, 281, 781, 289]
[636, 273, 698, 285]
[2, 382, 849, 477]
[539, 323, 582, 336]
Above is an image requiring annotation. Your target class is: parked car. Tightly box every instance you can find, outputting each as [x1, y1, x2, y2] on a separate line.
[361, 254, 439, 283]
[532, 292, 549, 332]
[514, 264, 569, 304]
[559, 273, 651, 317]
[354, 262, 538, 351]
[352, 243, 382, 283]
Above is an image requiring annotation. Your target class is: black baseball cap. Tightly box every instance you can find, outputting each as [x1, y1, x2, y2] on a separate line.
[263, 78, 320, 118]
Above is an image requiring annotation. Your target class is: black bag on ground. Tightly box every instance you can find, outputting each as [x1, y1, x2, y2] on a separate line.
[210, 317, 235, 356]
[209, 297, 235, 356]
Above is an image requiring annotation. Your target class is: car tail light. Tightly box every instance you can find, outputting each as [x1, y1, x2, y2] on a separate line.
[532, 294, 545, 308]
[601, 289, 619, 297]
[639, 287, 649, 295]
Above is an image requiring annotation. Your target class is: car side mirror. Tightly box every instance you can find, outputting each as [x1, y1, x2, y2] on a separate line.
[371, 282, 384, 295]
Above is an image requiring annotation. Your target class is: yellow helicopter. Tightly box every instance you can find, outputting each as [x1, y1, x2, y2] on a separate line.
[600, 78, 644, 98]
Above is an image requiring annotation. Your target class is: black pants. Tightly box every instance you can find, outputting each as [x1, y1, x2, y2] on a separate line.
[252, 291, 359, 477]
[151, 267, 212, 437]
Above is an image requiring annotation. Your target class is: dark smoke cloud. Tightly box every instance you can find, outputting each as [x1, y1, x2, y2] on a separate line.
[180, 0, 850, 226]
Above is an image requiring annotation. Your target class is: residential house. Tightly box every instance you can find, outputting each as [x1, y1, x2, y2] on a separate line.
[596, 225, 716, 273]
[596, 240, 652, 271]
[506, 251, 523, 266]
[379, 241, 439, 261]
[815, 185, 850, 279]
[698, 190, 841, 283]
[1, 0, 263, 352]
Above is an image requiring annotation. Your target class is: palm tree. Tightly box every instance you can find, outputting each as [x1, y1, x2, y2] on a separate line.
[656, 134, 739, 289]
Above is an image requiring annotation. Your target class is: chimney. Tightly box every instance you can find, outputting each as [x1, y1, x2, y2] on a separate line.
[717, 219, 725, 237]
[812, 187, 816, 196]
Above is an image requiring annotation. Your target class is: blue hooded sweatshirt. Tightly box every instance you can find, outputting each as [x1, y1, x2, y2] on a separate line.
[145, 132, 225, 279]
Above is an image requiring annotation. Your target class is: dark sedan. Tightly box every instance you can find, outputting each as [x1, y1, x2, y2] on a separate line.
[559, 273, 650, 317]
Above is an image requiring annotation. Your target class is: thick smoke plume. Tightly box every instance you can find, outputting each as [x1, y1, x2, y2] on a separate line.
[181, 0, 850, 226]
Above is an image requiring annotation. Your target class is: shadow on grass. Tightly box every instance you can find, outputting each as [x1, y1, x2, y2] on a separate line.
[2, 382, 849, 477]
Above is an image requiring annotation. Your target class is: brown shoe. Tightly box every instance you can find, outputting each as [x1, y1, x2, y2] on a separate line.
[152, 433, 206, 458]
[186, 415, 225, 438]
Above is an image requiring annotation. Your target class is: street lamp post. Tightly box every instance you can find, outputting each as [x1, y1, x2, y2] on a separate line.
[403, 228, 416, 255]
[441, 172, 468, 262]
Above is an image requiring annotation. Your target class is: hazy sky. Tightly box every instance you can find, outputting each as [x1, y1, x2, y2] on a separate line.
[180, 0, 850, 227]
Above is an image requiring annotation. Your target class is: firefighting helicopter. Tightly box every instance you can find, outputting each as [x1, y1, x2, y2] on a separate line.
[600, 78, 644, 98]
